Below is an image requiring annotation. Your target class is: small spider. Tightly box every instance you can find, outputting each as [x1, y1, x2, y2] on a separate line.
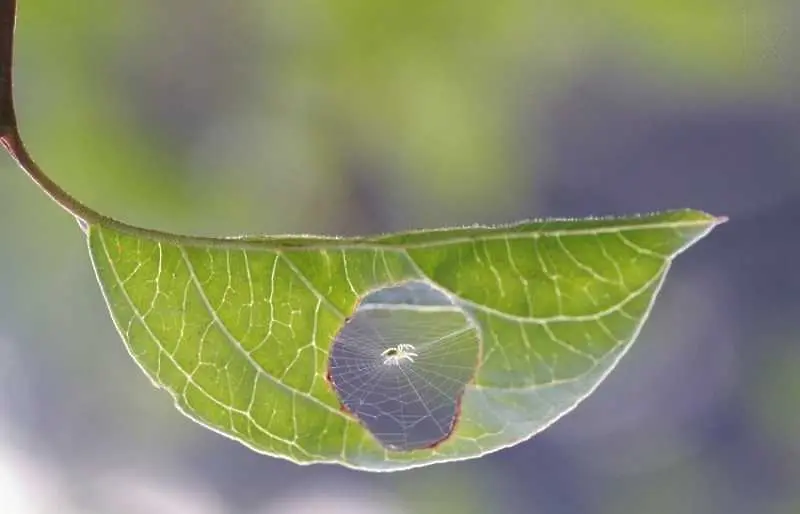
[381, 344, 418, 366]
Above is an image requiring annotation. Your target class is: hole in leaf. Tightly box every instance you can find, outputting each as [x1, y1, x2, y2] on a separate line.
[327, 280, 481, 451]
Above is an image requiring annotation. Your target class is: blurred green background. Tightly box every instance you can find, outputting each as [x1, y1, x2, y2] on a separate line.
[0, 1, 798, 513]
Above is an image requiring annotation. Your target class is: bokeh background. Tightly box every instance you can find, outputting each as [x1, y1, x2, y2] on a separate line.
[0, 1, 798, 513]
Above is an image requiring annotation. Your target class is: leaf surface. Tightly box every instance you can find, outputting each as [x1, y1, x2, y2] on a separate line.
[87, 209, 723, 471]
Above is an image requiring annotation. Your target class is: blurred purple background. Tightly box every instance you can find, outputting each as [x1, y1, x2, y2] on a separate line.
[0, 1, 798, 513]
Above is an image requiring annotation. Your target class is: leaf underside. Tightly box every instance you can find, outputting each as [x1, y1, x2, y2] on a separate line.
[87, 209, 723, 471]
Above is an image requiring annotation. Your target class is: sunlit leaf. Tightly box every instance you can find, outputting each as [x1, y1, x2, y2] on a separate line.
[87, 209, 724, 471]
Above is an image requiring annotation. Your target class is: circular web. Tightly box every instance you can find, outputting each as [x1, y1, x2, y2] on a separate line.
[327, 281, 481, 451]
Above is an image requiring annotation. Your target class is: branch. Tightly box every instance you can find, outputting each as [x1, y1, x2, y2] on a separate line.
[0, 0, 106, 232]
[0, 0, 18, 135]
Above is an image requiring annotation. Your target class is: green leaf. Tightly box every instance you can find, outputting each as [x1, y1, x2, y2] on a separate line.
[87, 209, 724, 471]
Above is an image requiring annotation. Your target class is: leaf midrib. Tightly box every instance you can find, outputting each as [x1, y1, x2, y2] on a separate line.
[96, 214, 715, 253]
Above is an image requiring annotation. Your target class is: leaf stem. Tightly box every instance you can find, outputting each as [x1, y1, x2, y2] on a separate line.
[0, 0, 147, 234]
[0, 1, 246, 248]
[0, 1, 103, 226]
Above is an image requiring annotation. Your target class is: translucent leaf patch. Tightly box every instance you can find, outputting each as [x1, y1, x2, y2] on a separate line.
[87, 209, 725, 471]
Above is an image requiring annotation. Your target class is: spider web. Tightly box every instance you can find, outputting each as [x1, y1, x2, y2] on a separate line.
[328, 283, 481, 451]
